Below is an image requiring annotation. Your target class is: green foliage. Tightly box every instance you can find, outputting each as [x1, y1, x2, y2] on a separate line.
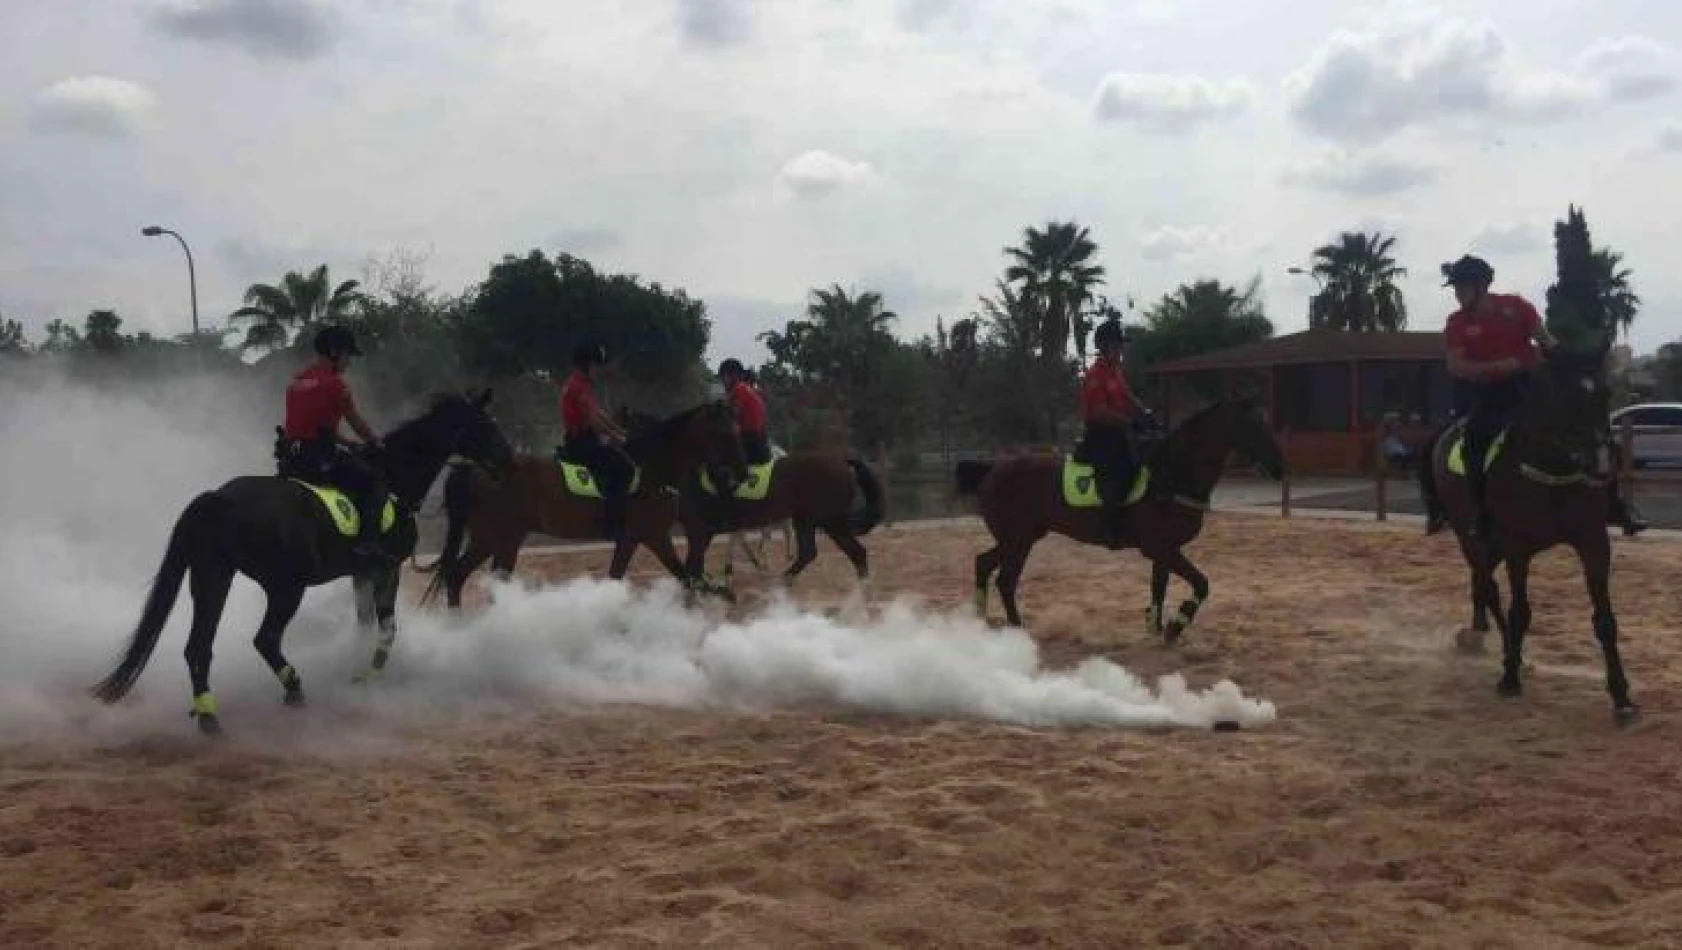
[1002, 220, 1106, 362]
[1307, 231, 1408, 332]
[0, 318, 24, 356]
[83, 310, 125, 353]
[229, 264, 364, 353]
[1544, 205, 1639, 354]
[456, 251, 710, 397]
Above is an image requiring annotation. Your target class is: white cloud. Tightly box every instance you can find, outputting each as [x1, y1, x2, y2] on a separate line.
[27, 77, 158, 139]
[1465, 221, 1546, 255]
[1575, 36, 1680, 101]
[1282, 149, 1437, 196]
[1284, 17, 1599, 143]
[151, 0, 335, 60]
[775, 150, 879, 198]
[1092, 73, 1255, 130]
[1140, 225, 1229, 261]
[676, 0, 753, 48]
[1659, 124, 1682, 152]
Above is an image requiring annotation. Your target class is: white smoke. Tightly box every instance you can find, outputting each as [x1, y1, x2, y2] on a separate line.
[0, 366, 1275, 747]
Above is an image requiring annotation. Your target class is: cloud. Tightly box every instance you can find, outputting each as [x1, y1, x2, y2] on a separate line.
[151, 0, 335, 60]
[1282, 149, 1437, 196]
[1140, 225, 1229, 260]
[896, 0, 961, 32]
[1284, 17, 1600, 143]
[27, 77, 158, 139]
[1576, 36, 1680, 101]
[775, 150, 878, 198]
[1092, 73, 1255, 130]
[1465, 221, 1546, 255]
[676, 0, 752, 48]
[546, 227, 623, 255]
[1659, 124, 1682, 153]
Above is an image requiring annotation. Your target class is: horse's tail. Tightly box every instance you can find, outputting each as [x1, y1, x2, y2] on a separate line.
[417, 462, 474, 606]
[847, 458, 884, 536]
[91, 492, 215, 704]
[954, 460, 994, 496]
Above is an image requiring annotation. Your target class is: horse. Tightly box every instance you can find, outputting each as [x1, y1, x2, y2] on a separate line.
[90, 389, 514, 735]
[674, 447, 885, 599]
[416, 402, 749, 608]
[954, 395, 1284, 636]
[1417, 347, 1638, 725]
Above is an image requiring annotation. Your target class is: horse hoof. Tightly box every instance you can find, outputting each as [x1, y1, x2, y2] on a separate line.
[196, 714, 223, 737]
[1496, 678, 1522, 699]
[1212, 720, 1241, 733]
[283, 689, 307, 708]
[1163, 622, 1185, 645]
[1454, 628, 1487, 655]
[1614, 704, 1641, 727]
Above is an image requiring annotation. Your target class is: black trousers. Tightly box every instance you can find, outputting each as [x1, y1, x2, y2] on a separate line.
[1463, 376, 1528, 506]
[279, 438, 389, 544]
[741, 430, 772, 466]
[564, 429, 633, 538]
[1079, 422, 1136, 509]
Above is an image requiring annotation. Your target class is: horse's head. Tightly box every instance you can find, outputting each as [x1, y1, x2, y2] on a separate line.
[424, 388, 515, 474]
[1529, 347, 1610, 469]
[683, 400, 751, 489]
[1175, 393, 1285, 480]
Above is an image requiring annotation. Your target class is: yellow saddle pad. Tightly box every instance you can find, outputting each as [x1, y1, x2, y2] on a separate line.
[1446, 428, 1508, 477]
[698, 447, 785, 501]
[291, 480, 398, 537]
[558, 460, 641, 499]
[1062, 457, 1149, 509]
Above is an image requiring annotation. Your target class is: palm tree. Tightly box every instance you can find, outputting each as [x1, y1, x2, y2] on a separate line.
[1592, 249, 1640, 341]
[1307, 231, 1408, 332]
[230, 264, 363, 352]
[1003, 220, 1107, 362]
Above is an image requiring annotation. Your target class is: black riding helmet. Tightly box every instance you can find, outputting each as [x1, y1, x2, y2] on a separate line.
[718, 358, 746, 379]
[1092, 318, 1128, 349]
[572, 340, 607, 368]
[1441, 255, 1495, 287]
[313, 325, 361, 357]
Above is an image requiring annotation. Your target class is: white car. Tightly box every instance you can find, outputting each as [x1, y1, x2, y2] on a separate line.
[1610, 403, 1682, 468]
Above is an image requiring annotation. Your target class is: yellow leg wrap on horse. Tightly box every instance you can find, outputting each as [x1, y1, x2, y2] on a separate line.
[191, 692, 218, 717]
[1146, 603, 1163, 632]
[973, 588, 987, 614]
[277, 665, 299, 689]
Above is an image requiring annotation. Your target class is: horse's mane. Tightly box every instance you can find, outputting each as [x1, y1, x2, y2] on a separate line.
[381, 391, 474, 444]
[624, 402, 719, 455]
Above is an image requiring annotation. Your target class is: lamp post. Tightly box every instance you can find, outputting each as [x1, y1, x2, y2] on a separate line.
[1287, 266, 1327, 327]
[141, 225, 199, 340]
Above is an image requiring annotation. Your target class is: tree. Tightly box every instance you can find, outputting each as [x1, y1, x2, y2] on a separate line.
[230, 264, 364, 353]
[83, 309, 125, 353]
[1130, 278, 1273, 371]
[456, 250, 711, 414]
[1003, 220, 1107, 363]
[1307, 231, 1408, 332]
[1544, 207, 1640, 354]
[0, 317, 26, 356]
[41, 318, 80, 353]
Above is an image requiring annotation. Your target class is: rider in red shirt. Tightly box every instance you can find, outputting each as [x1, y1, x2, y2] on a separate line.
[1080, 319, 1156, 548]
[1432, 255, 1646, 538]
[718, 358, 770, 464]
[277, 326, 389, 563]
[558, 341, 633, 542]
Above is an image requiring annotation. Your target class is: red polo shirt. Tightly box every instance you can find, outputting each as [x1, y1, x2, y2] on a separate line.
[1445, 293, 1542, 369]
[1080, 358, 1140, 422]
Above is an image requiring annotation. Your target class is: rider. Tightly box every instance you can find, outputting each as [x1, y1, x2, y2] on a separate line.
[278, 325, 389, 563]
[719, 358, 770, 465]
[1437, 254, 1648, 539]
[559, 340, 633, 542]
[1080, 318, 1155, 548]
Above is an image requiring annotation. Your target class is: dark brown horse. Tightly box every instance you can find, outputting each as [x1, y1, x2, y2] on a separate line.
[91, 390, 514, 735]
[1418, 347, 1638, 724]
[417, 402, 748, 608]
[954, 396, 1283, 636]
[676, 451, 884, 597]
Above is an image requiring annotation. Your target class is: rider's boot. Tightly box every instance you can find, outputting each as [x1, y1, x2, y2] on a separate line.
[1607, 481, 1650, 537]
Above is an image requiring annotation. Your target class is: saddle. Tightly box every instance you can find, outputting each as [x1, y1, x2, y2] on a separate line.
[1060, 456, 1150, 509]
[698, 445, 786, 500]
[553, 447, 642, 499]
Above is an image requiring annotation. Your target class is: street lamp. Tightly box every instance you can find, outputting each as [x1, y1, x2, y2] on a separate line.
[141, 225, 199, 339]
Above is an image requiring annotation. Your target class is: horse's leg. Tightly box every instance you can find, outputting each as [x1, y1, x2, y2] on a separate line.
[821, 522, 871, 606]
[608, 534, 638, 579]
[183, 562, 235, 735]
[252, 582, 307, 707]
[1157, 549, 1210, 645]
[1498, 553, 1532, 698]
[1577, 534, 1638, 724]
[779, 519, 821, 594]
[1147, 560, 1169, 639]
[995, 541, 1034, 629]
[368, 566, 402, 679]
[489, 531, 524, 585]
[973, 546, 1000, 617]
[446, 539, 494, 609]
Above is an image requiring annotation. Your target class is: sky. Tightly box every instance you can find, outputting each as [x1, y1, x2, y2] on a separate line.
[3, 0, 1681, 365]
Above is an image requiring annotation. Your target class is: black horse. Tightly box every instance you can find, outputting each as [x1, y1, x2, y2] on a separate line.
[91, 389, 513, 735]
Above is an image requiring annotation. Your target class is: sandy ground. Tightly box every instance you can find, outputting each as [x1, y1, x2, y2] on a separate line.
[7, 514, 1682, 948]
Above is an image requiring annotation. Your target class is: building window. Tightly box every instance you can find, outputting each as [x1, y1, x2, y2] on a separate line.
[1276, 362, 1350, 432]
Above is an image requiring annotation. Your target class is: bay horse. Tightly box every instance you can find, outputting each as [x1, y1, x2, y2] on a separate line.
[676, 450, 884, 597]
[90, 389, 514, 735]
[416, 402, 749, 608]
[955, 396, 1283, 636]
[1417, 347, 1638, 724]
